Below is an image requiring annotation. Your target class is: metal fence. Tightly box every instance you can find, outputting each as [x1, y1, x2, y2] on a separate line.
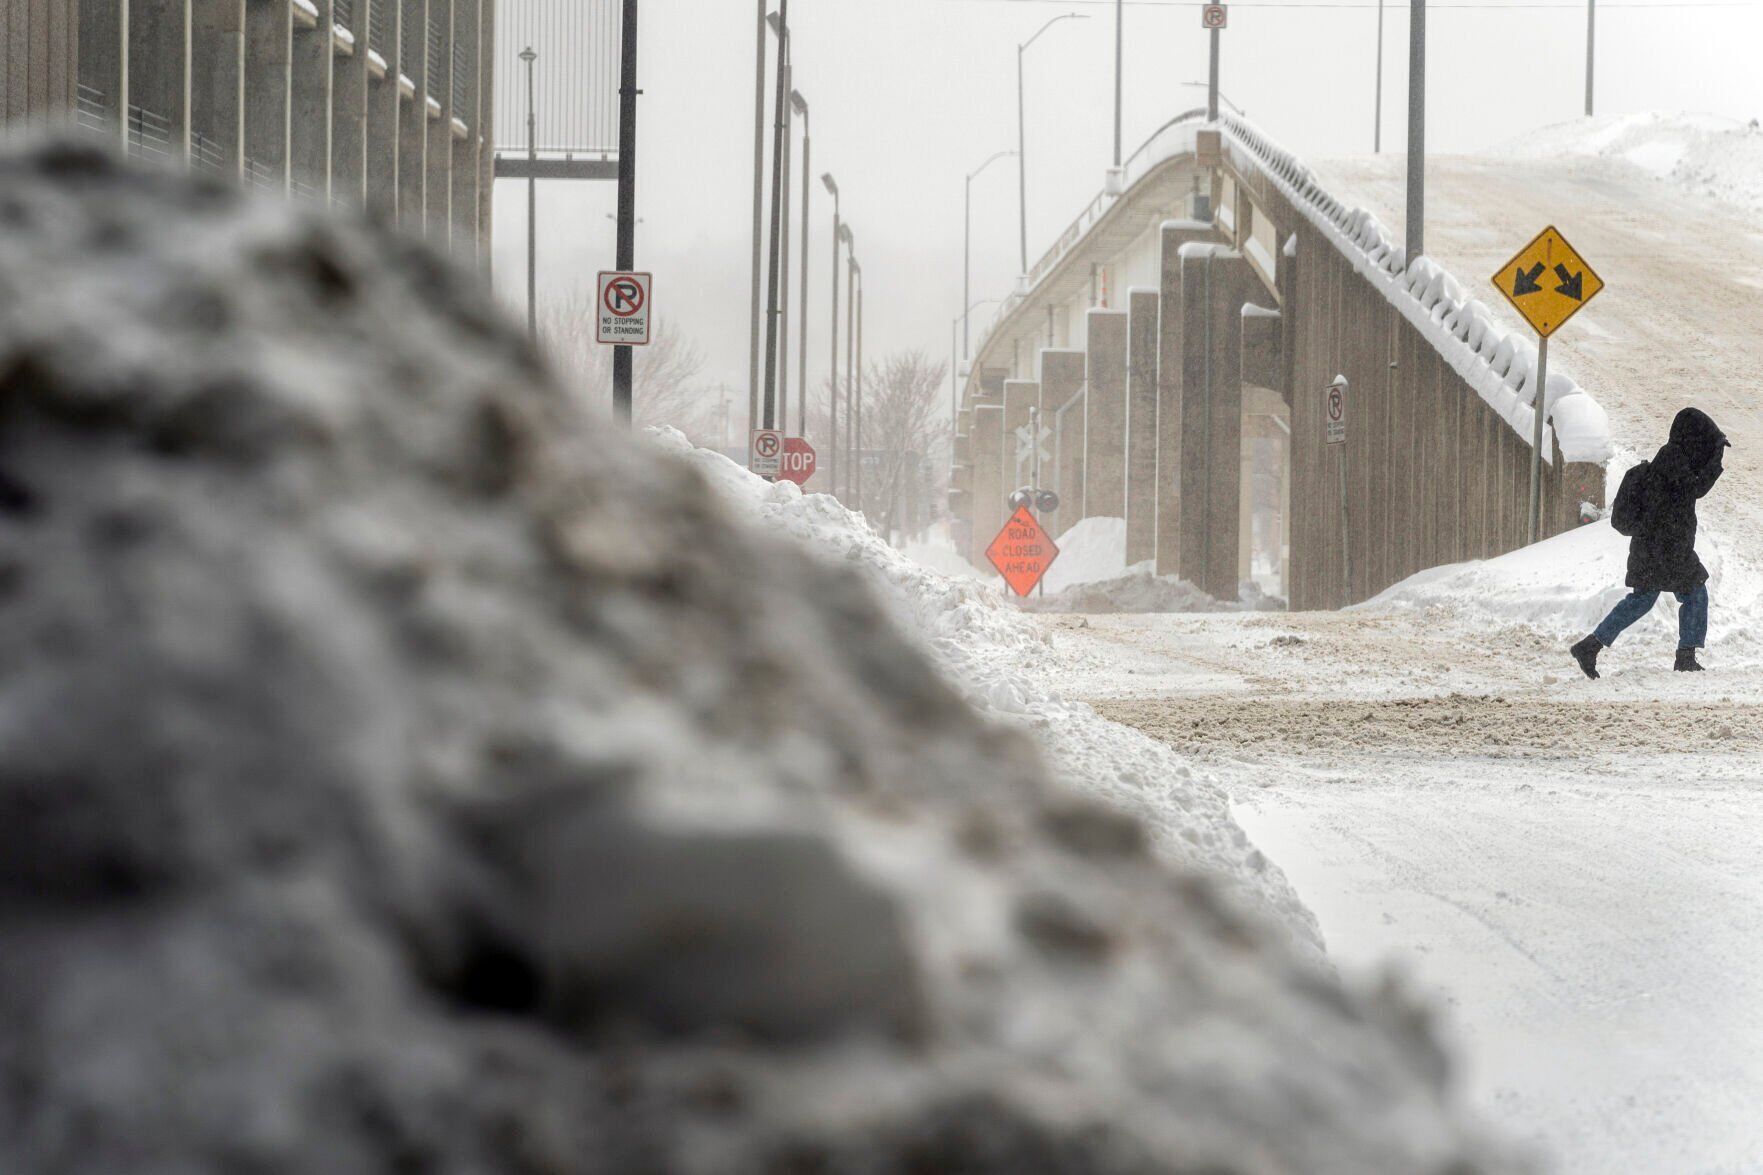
[453, 40, 469, 114]
[333, 0, 355, 29]
[494, 0, 620, 155]
[126, 104, 175, 165]
[369, 0, 393, 56]
[75, 84, 110, 139]
[190, 131, 228, 179]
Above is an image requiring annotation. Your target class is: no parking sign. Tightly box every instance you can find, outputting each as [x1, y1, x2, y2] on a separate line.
[596, 271, 652, 345]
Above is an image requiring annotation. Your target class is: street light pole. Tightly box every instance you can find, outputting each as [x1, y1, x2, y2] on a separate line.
[1374, 0, 1384, 152]
[520, 47, 536, 340]
[1113, 0, 1123, 166]
[1584, 0, 1596, 117]
[778, 56, 793, 432]
[965, 149, 1016, 359]
[761, 0, 791, 431]
[843, 227, 856, 502]
[1405, 0, 1425, 265]
[824, 174, 842, 495]
[1017, 13, 1088, 274]
[794, 91, 810, 440]
[849, 268, 856, 511]
[611, 0, 640, 428]
[749, 0, 767, 433]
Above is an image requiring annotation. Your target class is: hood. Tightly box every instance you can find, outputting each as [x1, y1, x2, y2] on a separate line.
[1667, 407, 1729, 465]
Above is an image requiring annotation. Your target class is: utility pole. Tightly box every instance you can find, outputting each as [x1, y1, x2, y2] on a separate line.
[825, 175, 842, 496]
[748, 0, 767, 431]
[794, 91, 810, 439]
[1405, 0, 1426, 266]
[1113, 0, 1123, 166]
[520, 47, 537, 339]
[612, 0, 639, 427]
[1584, 0, 1596, 117]
[1374, 0, 1384, 152]
[761, 0, 791, 431]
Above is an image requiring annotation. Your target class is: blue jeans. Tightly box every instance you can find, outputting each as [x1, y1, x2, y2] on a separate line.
[1593, 585, 1709, 650]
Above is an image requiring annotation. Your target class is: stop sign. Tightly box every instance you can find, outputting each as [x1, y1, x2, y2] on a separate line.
[778, 437, 817, 486]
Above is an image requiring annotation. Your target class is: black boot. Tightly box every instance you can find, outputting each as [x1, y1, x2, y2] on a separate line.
[1570, 634, 1603, 680]
[1675, 648, 1705, 672]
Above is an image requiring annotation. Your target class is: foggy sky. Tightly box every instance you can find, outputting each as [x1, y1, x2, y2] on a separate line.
[489, 0, 1763, 412]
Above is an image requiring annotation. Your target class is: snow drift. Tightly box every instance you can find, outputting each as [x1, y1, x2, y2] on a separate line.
[1501, 112, 1763, 216]
[0, 139, 1522, 1173]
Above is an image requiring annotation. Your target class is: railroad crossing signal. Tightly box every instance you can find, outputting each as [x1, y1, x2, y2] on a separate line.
[1491, 226, 1603, 338]
[1015, 423, 1053, 466]
[986, 506, 1060, 598]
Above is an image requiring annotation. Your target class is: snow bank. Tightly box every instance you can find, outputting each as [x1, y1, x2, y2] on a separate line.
[655, 432, 1317, 943]
[0, 138, 1525, 1174]
[1028, 566, 1287, 615]
[1500, 112, 1763, 215]
[1043, 515, 1130, 593]
[1359, 518, 1763, 654]
[1221, 115, 1615, 467]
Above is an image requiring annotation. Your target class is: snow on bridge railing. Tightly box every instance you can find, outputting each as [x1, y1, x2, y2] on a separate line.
[1217, 114, 1612, 468]
[974, 110, 1614, 470]
[974, 109, 1210, 360]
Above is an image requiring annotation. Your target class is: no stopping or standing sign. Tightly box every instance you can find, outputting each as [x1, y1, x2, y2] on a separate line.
[596, 271, 652, 345]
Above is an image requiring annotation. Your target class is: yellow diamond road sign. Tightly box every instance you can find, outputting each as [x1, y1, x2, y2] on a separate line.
[1492, 225, 1604, 338]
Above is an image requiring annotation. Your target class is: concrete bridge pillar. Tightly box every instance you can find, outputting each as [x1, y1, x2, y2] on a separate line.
[1240, 305, 1287, 596]
[331, 0, 371, 206]
[1124, 287, 1159, 566]
[1037, 349, 1086, 536]
[366, 0, 403, 222]
[289, 0, 333, 199]
[1003, 379, 1040, 497]
[1083, 308, 1129, 521]
[969, 398, 1006, 569]
[1176, 243, 1260, 601]
[397, 0, 428, 228]
[192, 0, 245, 179]
[424, 0, 453, 241]
[1154, 220, 1222, 578]
[130, 0, 192, 157]
[244, 0, 291, 192]
[77, 1, 131, 145]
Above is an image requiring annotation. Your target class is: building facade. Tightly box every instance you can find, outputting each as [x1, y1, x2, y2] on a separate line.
[1, 0, 494, 259]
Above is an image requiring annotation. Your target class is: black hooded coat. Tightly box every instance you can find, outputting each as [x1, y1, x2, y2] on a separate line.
[1627, 407, 1728, 593]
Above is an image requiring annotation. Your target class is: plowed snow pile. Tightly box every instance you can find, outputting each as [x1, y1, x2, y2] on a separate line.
[1501, 112, 1763, 214]
[0, 140, 1522, 1174]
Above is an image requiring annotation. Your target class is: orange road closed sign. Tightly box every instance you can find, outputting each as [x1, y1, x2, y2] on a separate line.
[987, 506, 1060, 597]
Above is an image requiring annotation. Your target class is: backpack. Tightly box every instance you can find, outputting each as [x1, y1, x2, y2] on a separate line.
[1610, 461, 1650, 537]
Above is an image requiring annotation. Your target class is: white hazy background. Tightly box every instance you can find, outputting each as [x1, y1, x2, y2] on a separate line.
[491, 0, 1763, 397]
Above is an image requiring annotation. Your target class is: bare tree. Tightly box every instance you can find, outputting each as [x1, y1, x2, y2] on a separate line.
[857, 351, 949, 544]
[539, 287, 721, 445]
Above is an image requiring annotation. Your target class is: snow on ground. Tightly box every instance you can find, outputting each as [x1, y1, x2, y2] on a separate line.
[652, 429, 1318, 951]
[1051, 518, 1763, 1174]
[1042, 515, 1130, 593]
[1027, 565, 1286, 615]
[1499, 112, 1763, 214]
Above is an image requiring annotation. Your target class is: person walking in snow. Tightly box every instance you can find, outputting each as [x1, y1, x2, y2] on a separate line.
[1571, 407, 1729, 678]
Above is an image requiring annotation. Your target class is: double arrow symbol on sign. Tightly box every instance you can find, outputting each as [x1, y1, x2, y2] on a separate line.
[1513, 262, 1586, 302]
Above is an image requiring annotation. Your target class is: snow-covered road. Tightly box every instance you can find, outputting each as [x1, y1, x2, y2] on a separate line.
[1046, 545, 1763, 1172]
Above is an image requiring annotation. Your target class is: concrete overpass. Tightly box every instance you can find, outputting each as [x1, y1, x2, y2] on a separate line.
[951, 113, 1614, 610]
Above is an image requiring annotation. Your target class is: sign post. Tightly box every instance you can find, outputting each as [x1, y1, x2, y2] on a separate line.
[749, 428, 783, 478]
[777, 436, 817, 486]
[1491, 225, 1605, 543]
[596, 270, 653, 346]
[1326, 375, 1351, 604]
[1201, 5, 1227, 120]
[987, 505, 1060, 597]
